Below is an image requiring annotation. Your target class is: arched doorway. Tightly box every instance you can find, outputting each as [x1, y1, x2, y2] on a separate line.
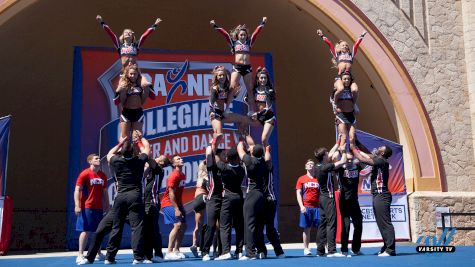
[289, 0, 444, 192]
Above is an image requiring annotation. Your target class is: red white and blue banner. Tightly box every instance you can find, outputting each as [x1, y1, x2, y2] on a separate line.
[67, 47, 278, 249]
[336, 130, 410, 242]
[0, 115, 12, 255]
[0, 115, 12, 197]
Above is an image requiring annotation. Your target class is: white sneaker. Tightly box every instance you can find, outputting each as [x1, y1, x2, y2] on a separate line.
[342, 252, 351, 258]
[239, 255, 256, 260]
[327, 252, 345, 257]
[96, 252, 106, 261]
[304, 248, 312, 256]
[277, 253, 286, 259]
[215, 252, 232, 261]
[258, 252, 266, 259]
[151, 256, 164, 263]
[77, 258, 92, 265]
[378, 252, 392, 257]
[164, 253, 180, 260]
[175, 252, 186, 259]
[190, 246, 199, 257]
[132, 259, 153, 264]
[234, 252, 243, 259]
[202, 254, 212, 261]
[104, 260, 116, 264]
[76, 255, 85, 264]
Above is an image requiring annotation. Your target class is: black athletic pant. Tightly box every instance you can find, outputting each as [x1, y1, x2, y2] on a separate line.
[262, 198, 284, 257]
[106, 191, 145, 261]
[144, 205, 163, 259]
[373, 193, 396, 255]
[201, 196, 222, 255]
[219, 193, 244, 254]
[200, 224, 222, 255]
[243, 189, 265, 258]
[339, 197, 363, 253]
[86, 211, 113, 263]
[85, 212, 131, 263]
[317, 195, 337, 255]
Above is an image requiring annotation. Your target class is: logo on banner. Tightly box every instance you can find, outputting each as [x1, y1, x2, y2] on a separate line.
[360, 165, 372, 192]
[416, 228, 456, 253]
[67, 48, 277, 249]
[98, 59, 244, 206]
[360, 205, 406, 222]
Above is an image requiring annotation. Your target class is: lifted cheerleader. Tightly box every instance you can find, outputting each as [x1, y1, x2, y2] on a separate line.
[210, 17, 267, 115]
[330, 72, 358, 151]
[96, 15, 161, 68]
[245, 67, 276, 147]
[317, 28, 366, 112]
[96, 15, 161, 91]
[209, 66, 248, 143]
[115, 65, 150, 139]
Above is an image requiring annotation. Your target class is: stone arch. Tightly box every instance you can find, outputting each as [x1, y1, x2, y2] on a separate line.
[290, 0, 446, 191]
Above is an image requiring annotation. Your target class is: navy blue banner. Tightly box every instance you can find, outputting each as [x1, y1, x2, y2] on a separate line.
[0, 115, 12, 197]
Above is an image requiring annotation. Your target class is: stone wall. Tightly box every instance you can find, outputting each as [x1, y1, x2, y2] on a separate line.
[352, 0, 475, 191]
[408, 192, 475, 245]
[461, 0, 475, 193]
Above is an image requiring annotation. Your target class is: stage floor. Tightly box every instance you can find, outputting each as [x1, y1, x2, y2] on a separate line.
[0, 243, 473, 266]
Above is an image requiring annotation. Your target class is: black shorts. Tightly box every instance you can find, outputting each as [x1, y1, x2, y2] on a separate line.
[336, 112, 356, 124]
[120, 108, 144, 123]
[257, 109, 276, 126]
[192, 193, 207, 212]
[232, 64, 252, 76]
[209, 108, 224, 120]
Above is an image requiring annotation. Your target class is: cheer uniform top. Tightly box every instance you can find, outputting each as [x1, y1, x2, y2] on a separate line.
[315, 163, 336, 198]
[336, 162, 363, 201]
[254, 86, 276, 125]
[370, 157, 390, 195]
[213, 21, 265, 76]
[100, 21, 158, 57]
[209, 85, 230, 120]
[320, 35, 363, 75]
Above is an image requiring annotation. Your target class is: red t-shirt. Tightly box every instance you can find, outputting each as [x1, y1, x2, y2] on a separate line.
[295, 174, 320, 208]
[76, 168, 108, 209]
[161, 169, 186, 208]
